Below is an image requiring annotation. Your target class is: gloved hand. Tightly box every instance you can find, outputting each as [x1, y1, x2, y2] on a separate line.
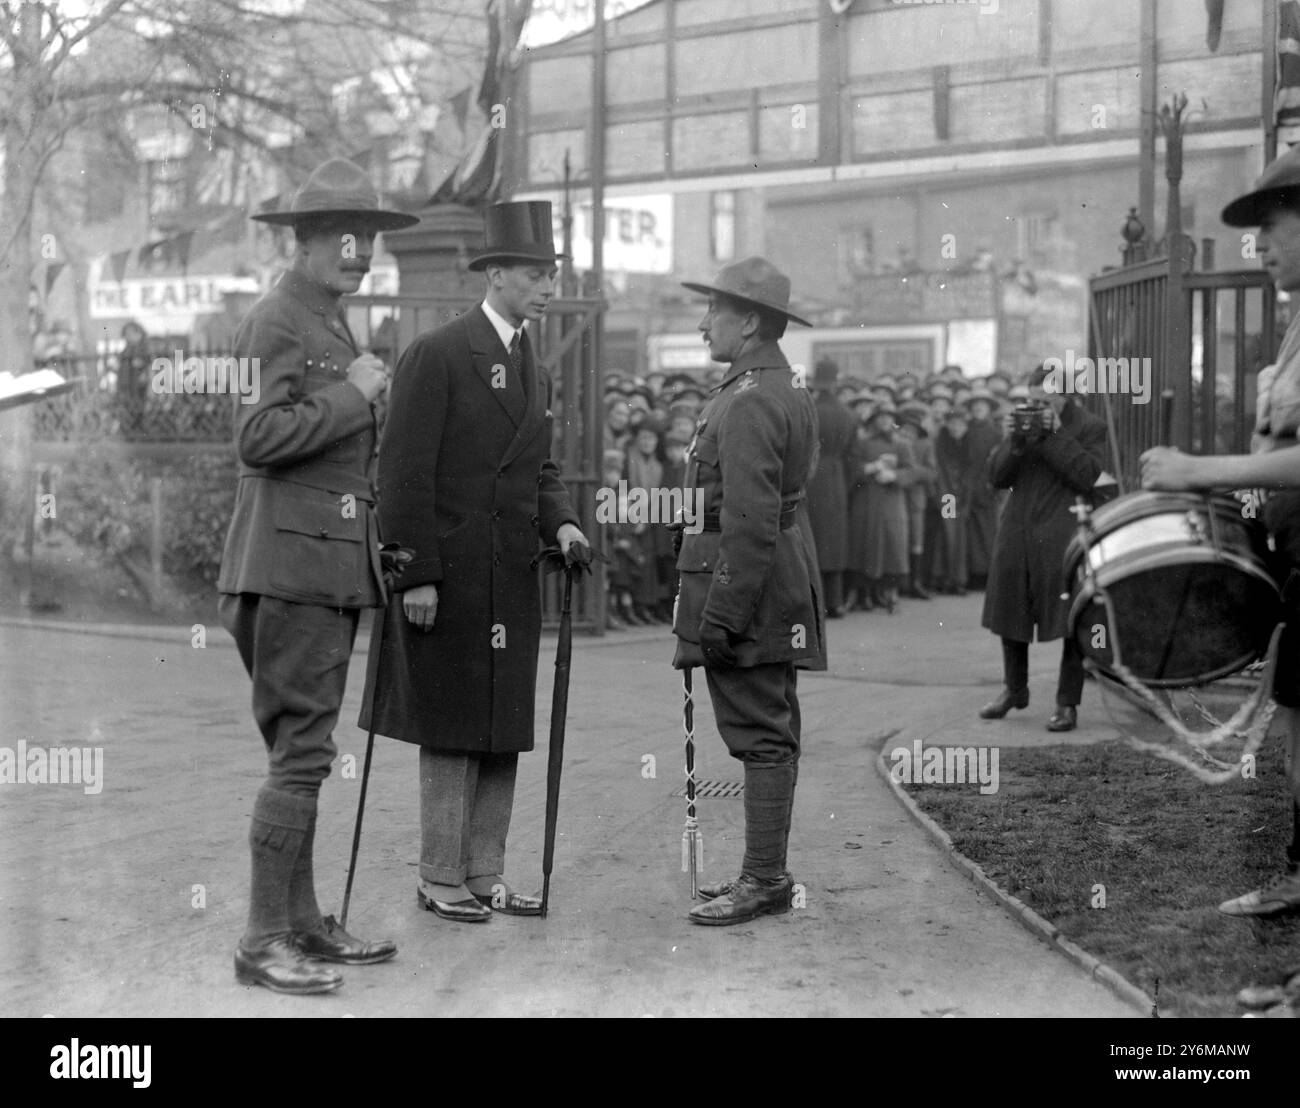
[378, 543, 414, 587]
[698, 619, 738, 670]
[558, 522, 593, 570]
[667, 519, 685, 557]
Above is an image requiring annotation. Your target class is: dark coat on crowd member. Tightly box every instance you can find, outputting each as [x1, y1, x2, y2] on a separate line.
[981, 400, 1108, 643]
[360, 306, 580, 754]
[898, 430, 936, 554]
[806, 390, 858, 573]
[672, 341, 825, 671]
[964, 415, 1004, 577]
[930, 425, 973, 586]
[848, 428, 913, 578]
[217, 267, 385, 609]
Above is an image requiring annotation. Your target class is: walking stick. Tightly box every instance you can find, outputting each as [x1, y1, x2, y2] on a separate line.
[540, 563, 577, 917]
[682, 667, 703, 898]
[341, 543, 410, 929]
[341, 597, 385, 930]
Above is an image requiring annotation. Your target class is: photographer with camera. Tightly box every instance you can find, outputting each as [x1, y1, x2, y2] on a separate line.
[978, 363, 1109, 731]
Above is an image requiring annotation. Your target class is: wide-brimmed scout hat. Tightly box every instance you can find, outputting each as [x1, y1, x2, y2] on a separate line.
[252, 158, 419, 230]
[1223, 146, 1300, 227]
[681, 256, 812, 328]
[469, 201, 570, 270]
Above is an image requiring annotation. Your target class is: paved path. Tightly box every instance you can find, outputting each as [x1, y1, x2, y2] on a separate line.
[0, 594, 1140, 1017]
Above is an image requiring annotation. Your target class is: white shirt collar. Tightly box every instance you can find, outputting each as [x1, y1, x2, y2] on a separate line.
[481, 299, 524, 352]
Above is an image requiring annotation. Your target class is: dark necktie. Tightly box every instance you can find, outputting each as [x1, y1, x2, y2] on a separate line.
[509, 331, 523, 376]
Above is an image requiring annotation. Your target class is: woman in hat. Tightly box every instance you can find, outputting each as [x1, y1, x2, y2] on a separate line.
[807, 358, 860, 618]
[848, 405, 913, 613]
[605, 397, 633, 452]
[895, 405, 935, 599]
[930, 407, 973, 595]
[623, 416, 672, 624]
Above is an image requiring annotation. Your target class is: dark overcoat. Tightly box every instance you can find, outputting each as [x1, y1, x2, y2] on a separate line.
[806, 391, 858, 573]
[848, 429, 912, 578]
[217, 267, 385, 609]
[981, 400, 1108, 643]
[672, 341, 825, 671]
[359, 306, 579, 753]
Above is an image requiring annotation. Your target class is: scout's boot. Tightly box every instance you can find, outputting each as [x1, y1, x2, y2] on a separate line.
[689, 762, 795, 926]
[289, 808, 396, 966]
[235, 787, 341, 994]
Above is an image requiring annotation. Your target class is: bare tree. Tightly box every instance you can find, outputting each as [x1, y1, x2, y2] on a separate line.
[0, 0, 487, 598]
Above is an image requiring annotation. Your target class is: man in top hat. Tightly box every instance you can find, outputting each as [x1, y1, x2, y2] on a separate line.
[672, 255, 825, 926]
[806, 358, 859, 618]
[217, 157, 415, 993]
[1141, 145, 1300, 917]
[360, 200, 591, 922]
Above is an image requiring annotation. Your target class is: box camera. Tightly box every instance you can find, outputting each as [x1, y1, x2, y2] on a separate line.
[1011, 400, 1051, 438]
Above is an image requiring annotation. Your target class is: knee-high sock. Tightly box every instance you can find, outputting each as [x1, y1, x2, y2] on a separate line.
[742, 761, 796, 880]
[245, 786, 315, 946]
[287, 807, 323, 931]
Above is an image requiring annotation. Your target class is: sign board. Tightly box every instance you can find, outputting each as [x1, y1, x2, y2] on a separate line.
[90, 273, 260, 321]
[526, 193, 673, 274]
[944, 318, 998, 377]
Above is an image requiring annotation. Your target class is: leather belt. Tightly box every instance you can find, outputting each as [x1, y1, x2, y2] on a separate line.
[701, 504, 800, 532]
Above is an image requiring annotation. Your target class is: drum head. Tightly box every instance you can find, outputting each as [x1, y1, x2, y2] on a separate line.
[1072, 561, 1279, 687]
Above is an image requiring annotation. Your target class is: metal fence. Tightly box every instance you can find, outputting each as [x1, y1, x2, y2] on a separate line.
[30, 295, 608, 631]
[1086, 235, 1279, 491]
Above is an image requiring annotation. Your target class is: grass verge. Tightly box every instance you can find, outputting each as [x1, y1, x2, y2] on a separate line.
[903, 740, 1299, 1017]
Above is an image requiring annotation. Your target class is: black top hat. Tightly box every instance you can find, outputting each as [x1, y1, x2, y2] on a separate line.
[469, 201, 570, 270]
[251, 158, 419, 231]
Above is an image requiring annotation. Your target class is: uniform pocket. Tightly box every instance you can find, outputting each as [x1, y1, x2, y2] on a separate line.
[269, 490, 366, 596]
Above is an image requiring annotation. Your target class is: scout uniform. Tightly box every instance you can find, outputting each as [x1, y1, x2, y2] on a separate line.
[671, 256, 825, 926]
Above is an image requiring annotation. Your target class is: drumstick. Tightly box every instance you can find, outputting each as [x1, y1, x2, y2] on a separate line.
[1159, 389, 1176, 447]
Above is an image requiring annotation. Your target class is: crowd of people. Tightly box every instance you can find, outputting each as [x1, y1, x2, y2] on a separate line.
[598, 356, 1025, 629]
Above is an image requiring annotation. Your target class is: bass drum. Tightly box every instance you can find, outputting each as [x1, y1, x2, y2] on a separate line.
[1064, 490, 1281, 688]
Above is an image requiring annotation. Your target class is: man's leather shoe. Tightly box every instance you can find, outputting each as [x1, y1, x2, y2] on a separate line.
[293, 914, 397, 965]
[696, 878, 736, 901]
[1046, 706, 1078, 732]
[417, 887, 492, 922]
[979, 687, 1029, 719]
[697, 870, 792, 901]
[235, 935, 343, 994]
[474, 889, 542, 916]
[688, 873, 793, 926]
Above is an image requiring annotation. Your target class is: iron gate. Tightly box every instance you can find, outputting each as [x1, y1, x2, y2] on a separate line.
[1086, 235, 1280, 490]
